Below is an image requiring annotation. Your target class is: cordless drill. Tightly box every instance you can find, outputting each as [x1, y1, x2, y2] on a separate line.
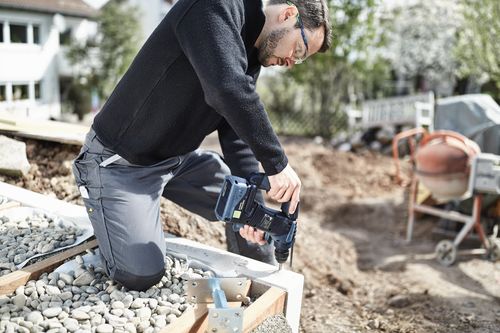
[214, 173, 298, 269]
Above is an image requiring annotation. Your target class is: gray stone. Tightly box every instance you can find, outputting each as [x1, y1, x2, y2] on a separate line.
[12, 294, 27, 308]
[63, 318, 80, 332]
[0, 135, 31, 177]
[73, 272, 94, 287]
[136, 307, 151, 320]
[59, 273, 74, 285]
[42, 307, 62, 318]
[167, 294, 180, 304]
[96, 324, 113, 333]
[111, 301, 124, 310]
[71, 310, 90, 320]
[388, 295, 410, 308]
[26, 311, 43, 325]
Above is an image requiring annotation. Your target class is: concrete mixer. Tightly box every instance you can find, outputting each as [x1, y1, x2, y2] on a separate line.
[393, 128, 500, 265]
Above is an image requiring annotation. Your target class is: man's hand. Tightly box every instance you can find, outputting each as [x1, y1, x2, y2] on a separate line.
[239, 225, 267, 245]
[239, 164, 301, 245]
[267, 164, 301, 214]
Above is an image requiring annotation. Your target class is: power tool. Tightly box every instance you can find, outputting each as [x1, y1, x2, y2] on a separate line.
[214, 173, 298, 270]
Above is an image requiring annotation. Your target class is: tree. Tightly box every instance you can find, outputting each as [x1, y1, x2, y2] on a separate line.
[65, 0, 141, 118]
[280, 0, 390, 138]
[385, 0, 461, 96]
[455, 0, 500, 98]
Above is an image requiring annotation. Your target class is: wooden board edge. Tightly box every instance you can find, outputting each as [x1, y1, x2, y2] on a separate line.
[0, 239, 98, 296]
[242, 286, 287, 332]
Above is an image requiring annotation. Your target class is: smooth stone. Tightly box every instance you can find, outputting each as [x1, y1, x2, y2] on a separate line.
[71, 310, 90, 320]
[73, 272, 94, 287]
[26, 311, 43, 325]
[121, 295, 133, 308]
[167, 294, 180, 303]
[42, 307, 62, 318]
[63, 318, 79, 332]
[136, 307, 151, 320]
[12, 294, 27, 308]
[130, 298, 143, 309]
[59, 273, 74, 285]
[110, 309, 123, 317]
[111, 301, 124, 310]
[45, 286, 61, 296]
[124, 323, 137, 333]
[60, 292, 73, 301]
[96, 324, 113, 333]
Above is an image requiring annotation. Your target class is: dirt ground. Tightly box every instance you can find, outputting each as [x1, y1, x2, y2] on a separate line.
[2, 135, 499, 333]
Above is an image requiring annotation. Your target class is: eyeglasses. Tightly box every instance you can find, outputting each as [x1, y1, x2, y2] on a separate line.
[287, 1, 309, 64]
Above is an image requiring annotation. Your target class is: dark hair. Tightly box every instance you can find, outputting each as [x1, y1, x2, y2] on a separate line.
[267, 0, 332, 53]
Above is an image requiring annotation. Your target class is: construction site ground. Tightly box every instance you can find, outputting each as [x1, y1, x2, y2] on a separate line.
[2, 135, 499, 333]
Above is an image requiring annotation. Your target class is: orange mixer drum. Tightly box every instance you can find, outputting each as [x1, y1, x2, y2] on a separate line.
[414, 131, 481, 200]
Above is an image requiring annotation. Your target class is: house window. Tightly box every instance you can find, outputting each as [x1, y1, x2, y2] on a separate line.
[60, 28, 72, 46]
[33, 25, 40, 44]
[10, 24, 28, 43]
[0, 85, 6, 102]
[35, 82, 41, 99]
[0, 23, 3, 43]
[12, 84, 29, 100]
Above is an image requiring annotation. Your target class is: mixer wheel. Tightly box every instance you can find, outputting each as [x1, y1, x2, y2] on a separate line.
[435, 240, 457, 266]
[486, 241, 500, 262]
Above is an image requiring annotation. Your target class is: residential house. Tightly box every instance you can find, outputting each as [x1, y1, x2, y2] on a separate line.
[0, 0, 97, 120]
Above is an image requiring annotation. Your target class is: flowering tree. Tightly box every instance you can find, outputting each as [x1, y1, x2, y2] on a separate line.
[455, 0, 500, 96]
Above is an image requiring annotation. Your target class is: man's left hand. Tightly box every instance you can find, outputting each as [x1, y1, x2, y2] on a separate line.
[239, 225, 267, 245]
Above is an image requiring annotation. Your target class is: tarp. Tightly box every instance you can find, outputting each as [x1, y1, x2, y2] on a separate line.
[435, 94, 500, 154]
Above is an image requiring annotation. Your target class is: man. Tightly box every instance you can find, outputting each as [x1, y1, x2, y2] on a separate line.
[73, 0, 331, 291]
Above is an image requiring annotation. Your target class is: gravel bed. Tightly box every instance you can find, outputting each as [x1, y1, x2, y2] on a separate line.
[0, 209, 84, 276]
[0, 252, 213, 332]
[251, 314, 292, 333]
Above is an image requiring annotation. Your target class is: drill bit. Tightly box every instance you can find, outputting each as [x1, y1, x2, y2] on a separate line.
[278, 263, 283, 270]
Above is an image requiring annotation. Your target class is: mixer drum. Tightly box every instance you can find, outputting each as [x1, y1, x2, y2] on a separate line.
[415, 142, 471, 200]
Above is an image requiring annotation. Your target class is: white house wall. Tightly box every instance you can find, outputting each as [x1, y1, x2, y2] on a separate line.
[0, 10, 60, 119]
[0, 9, 97, 120]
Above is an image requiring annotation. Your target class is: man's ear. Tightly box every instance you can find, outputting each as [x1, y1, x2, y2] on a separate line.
[278, 5, 298, 24]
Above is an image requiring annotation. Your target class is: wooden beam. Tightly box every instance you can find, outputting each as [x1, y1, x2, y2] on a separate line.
[0, 117, 89, 146]
[0, 239, 97, 296]
[242, 287, 287, 332]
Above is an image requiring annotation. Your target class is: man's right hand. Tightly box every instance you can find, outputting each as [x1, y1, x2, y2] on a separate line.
[267, 164, 301, 214]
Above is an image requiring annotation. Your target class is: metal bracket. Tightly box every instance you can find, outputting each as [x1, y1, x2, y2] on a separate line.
[186, 277, 248, 303]
[186, 278, 247, 333]
[208, 307, 244, 333]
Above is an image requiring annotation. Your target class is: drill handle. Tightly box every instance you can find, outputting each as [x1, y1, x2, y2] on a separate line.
[249, 172, 271, 191]
[281, 201, 299, 220]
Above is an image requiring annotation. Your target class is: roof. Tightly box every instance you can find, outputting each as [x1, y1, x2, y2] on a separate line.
[0, 0, 97, 18]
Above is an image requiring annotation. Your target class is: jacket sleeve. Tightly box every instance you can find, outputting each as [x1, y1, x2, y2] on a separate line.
[218, 120, 264, 203]
[217, 119, 260, 178]
[175, 0, 287, 175]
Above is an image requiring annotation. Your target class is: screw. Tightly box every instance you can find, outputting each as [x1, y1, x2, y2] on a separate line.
[192, 282, 197, 287]
[236, 294, 242, 300]
[211, 329, 217, 332]
[213, 313, 219, 318]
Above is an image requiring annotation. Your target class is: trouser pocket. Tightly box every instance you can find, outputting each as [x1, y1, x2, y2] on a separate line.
[83, 197, 116, 270]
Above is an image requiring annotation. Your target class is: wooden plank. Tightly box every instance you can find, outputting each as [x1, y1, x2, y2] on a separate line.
[242, 287, 287, 332]
[0, 116, 89, 145]
[0, 239, 97, 296]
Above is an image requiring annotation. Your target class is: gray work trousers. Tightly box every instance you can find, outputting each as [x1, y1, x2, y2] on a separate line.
[72, 129, 276, 291]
